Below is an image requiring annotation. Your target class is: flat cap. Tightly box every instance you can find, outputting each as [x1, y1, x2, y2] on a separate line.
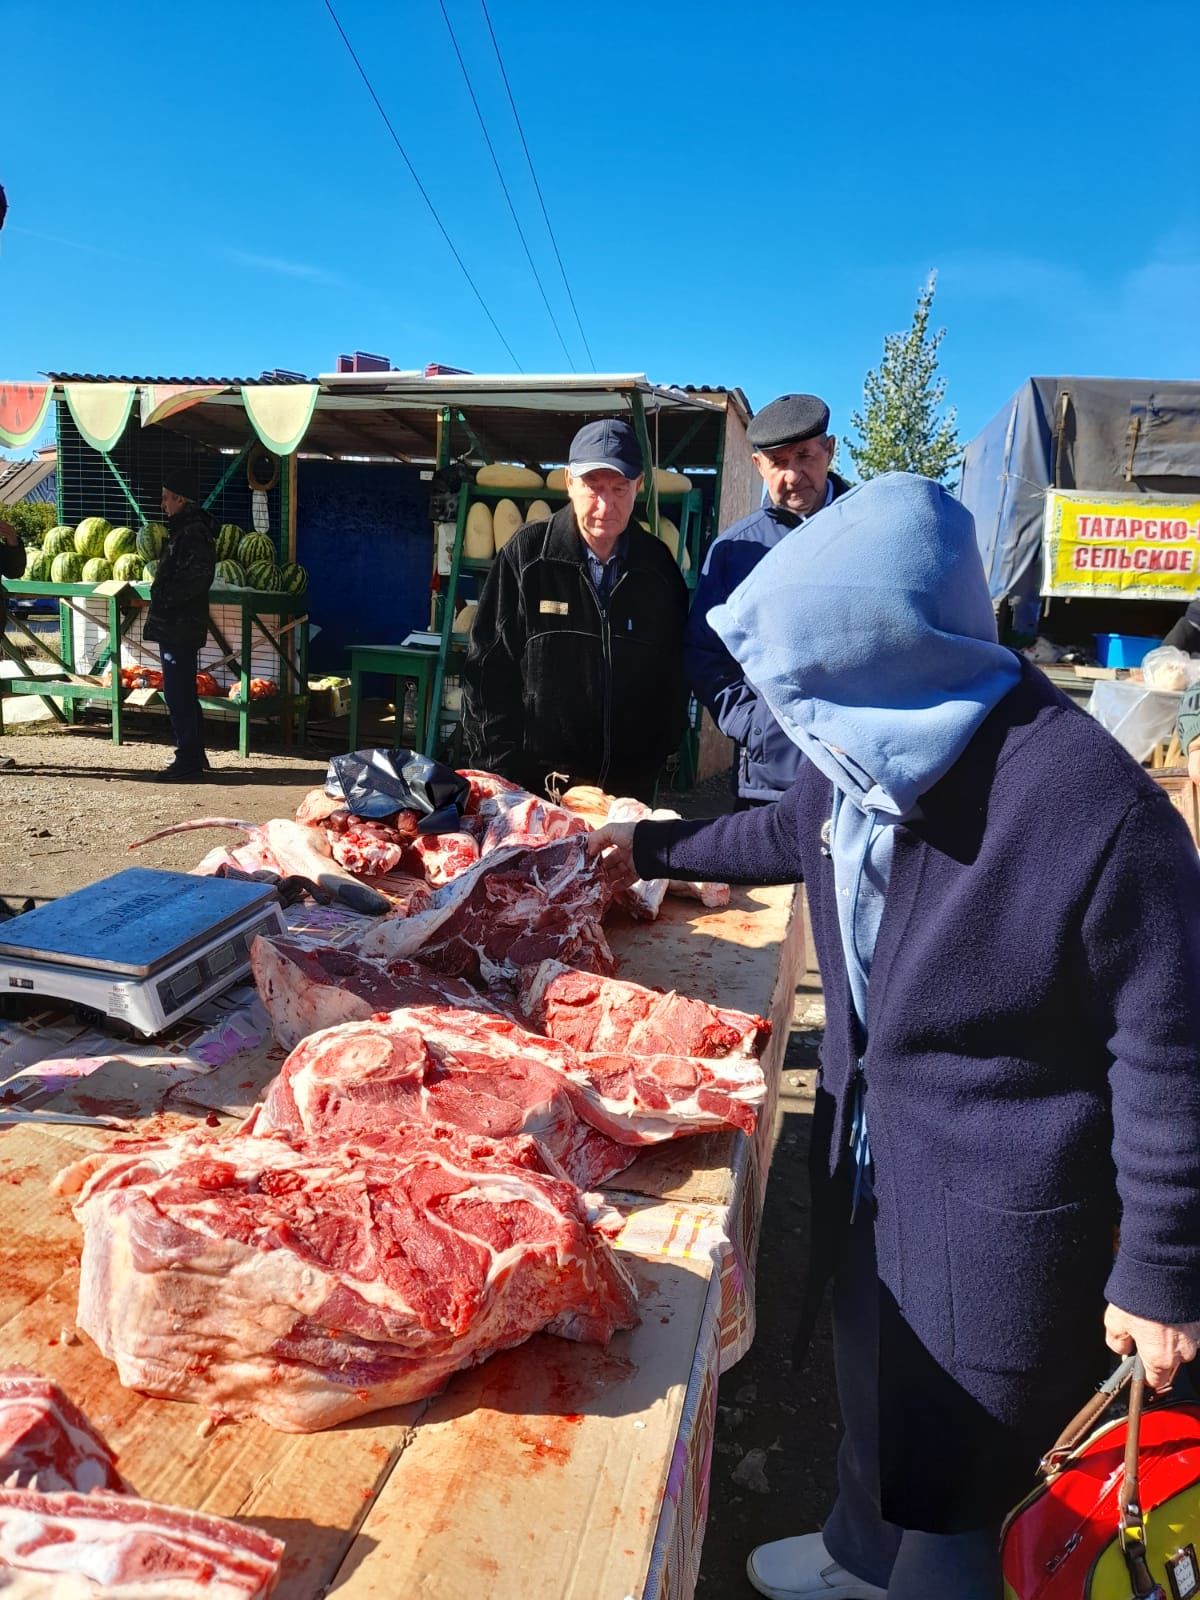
[747, 393, 830, 451]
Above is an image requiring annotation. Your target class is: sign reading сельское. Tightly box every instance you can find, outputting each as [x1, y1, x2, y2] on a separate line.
[1042, 490, 1200, 600]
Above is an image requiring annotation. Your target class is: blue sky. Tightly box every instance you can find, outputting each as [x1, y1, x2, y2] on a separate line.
[3, 0, 1198, 456]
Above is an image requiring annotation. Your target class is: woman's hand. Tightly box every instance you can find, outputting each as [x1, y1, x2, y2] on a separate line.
[585, 820, 639, 885]
[1104, 1302, 1200, 1392]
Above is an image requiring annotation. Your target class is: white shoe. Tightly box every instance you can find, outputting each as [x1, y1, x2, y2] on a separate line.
[746, 1532, 888, 1600]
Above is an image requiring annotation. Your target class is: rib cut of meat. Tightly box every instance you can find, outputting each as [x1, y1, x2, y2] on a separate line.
[565, 1051, 767, 1144]
[250, 937, 492, 1052]
[355, 836, 613, 983]
[54, 1128, 638, 1432]
[516, 960, 770, 1060]
[0, 1371, 127, 1495]
[0, 1486, 283, 1597]
[250, 1009, 634, 1188]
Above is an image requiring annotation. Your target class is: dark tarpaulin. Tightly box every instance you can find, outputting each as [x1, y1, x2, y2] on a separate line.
[960, 376, 1200, 603]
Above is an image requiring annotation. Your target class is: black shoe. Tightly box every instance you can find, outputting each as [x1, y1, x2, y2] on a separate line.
[0, 755, 15, 770]
[154, 761, 208, 783]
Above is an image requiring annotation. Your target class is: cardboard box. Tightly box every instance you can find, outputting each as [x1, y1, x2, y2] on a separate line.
[307, 677, 351, 720]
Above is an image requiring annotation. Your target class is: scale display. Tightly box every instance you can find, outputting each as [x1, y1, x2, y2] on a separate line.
[0, 868, 286, 1036]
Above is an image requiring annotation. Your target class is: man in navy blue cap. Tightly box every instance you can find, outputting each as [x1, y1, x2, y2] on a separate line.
[686, 393, 852, 806]
[462, 418, 689, 801]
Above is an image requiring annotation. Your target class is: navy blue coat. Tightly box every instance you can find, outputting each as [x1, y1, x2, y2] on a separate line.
[634, 661, 1200, 1529]
[684, 473, 851, 801]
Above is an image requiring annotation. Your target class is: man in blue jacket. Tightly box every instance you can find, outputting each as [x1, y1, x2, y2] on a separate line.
[592, 474, 1200, 1599]
[685, 393, 851, 806]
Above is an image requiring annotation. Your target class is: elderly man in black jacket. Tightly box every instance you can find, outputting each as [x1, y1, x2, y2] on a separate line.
[144, 468, 216, 782]
[0, 519, 28, 769]
[462, 419, 689, 803]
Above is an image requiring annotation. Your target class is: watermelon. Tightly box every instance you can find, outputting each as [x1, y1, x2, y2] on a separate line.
[82, 557, 113, 584]
[216, 524, 243, 561]
[237, 532, 275, 569]
[244, 561, 281, 591]
[112, 553, 144, 582]
[213, 559, 247, 587]
[277, 562, 308, 594]
[23, 549, 49, 581]
[104, 526, 137, 564]
[137, 522, 167, 562]
[74, 517, 111, 558]
[50, 552, 84, 584]
[43, 526, 77, 560]
[142, 560, 159, 582]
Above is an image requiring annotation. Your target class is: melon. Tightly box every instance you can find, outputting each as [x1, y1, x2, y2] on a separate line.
[453, 602, 478, 635]
[245, 561, 282, 591]
[23, 549, 49, 581]
[104, 526, 137, 564]
[493, 499, 523, 552]
[82, 557, 113, 584]
[653, 468, 692, 495]
[50, 552, 83, 584]
[112, 553, 144, 582]
[214, 559, 246, 588]
[277, 562, 307, 594]
[545, 468, 567, 491]
[142, 560, 159, 582]
[74, 517, 111, 559]
[137, 522, 167, 562]
[475, 463, 543, 489]
[238, 532, 275, 569]
[525, 499, 552, 523]
[43, 526, 77, 560]
[640, 517, 691, 573]
[215, 525, 243, 562]
[464, 502, 494, 561]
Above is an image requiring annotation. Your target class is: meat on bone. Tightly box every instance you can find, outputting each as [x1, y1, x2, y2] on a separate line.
[355, 835, 614, 983]
[0, 1487, 283, 1597]
[248, 1009, 635, 1188]
[129, 817, 389, 916]
[294, 788, 343, 826]
[401, 830, 481, 886]
[604, 797, 675, 920]
[54, 1127, 638, 1432]
[0, 1371, 127, 1495]
[516, 959, 770, 1060]
[250, 937, 494, 1053]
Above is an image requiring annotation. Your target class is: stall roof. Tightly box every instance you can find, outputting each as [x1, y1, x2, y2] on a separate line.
[41, 370, 748, 470]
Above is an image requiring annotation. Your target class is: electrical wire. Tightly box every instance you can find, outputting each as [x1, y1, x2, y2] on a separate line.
[322, 0, 523, 370]
[437, 0, 576, 370]
[478, 0, 597, 369]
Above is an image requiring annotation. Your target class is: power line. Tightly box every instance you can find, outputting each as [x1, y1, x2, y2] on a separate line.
[437, 0, 576, 370]
[321, 0, 523, 370]
[479, 0, 596, 369]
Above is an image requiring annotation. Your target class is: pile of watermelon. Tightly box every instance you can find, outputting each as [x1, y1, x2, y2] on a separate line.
[209, 527, 307, 595]
[21, 516, 306, 596]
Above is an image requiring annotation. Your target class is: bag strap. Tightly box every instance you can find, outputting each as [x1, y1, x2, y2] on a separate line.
[1117, 1357, 1164, 1599]
[1039, 1354, 1137, 1477]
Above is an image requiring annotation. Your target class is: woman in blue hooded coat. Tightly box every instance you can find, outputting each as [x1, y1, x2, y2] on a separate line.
[591, 474, 1200, 1600]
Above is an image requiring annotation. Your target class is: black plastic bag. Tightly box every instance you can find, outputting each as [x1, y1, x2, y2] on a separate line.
[327, 748, 470, 834]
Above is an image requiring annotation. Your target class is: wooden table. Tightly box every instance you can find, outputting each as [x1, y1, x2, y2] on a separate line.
[0, 884, 803, 1600]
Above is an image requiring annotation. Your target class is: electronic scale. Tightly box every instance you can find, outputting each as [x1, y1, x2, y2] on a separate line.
[0, 868, 286, 1037]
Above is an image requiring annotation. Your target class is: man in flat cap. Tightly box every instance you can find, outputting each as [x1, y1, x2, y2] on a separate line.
[686, 393, 851, 805]
[143, 466, 217, 781]
[463, 418, 689, 802]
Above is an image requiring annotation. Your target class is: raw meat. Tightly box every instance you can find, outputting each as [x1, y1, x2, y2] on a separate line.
[355, 835, 614, 983]
[324, 807, 420, 877]
[459, 769, 524, 807]
[129, 817, 390, 916]
[516, 960, 770, 1060]
[54, 1127, 638, 1432]
[605, 798, 675, 920]
[0, 1487, 283, 1597]
[294, 788, 342, 826]
[250, 937, 492, 1051]
[0, 1372, 126, 1495]
[665, 877, 731, 909]
[564, 1051, 767, 1144]
[402, 830, 481, 886]
[249, 1009, 633, 1188]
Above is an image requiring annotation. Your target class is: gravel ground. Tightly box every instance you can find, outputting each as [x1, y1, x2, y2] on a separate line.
[0, 716, 840, 1592]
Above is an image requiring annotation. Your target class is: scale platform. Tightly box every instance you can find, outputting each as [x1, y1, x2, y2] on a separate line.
[0, 868, 286, 1037]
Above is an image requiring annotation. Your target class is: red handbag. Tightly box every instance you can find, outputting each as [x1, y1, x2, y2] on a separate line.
[1001, 1356, 1200, 1599]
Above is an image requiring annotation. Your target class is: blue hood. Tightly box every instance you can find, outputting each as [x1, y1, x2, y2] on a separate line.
[708, 472, 1020, 818]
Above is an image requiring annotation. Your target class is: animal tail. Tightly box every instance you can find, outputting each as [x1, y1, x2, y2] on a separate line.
[128, 817, 258, 850]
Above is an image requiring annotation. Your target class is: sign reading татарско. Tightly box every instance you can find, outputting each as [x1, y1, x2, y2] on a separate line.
[1042, 490, 1200, 599]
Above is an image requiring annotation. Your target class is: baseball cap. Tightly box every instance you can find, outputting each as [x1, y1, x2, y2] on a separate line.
[567, 419, 643, 480]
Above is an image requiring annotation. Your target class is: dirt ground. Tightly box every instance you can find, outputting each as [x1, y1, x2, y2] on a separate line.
[0, 714, 841, 1594]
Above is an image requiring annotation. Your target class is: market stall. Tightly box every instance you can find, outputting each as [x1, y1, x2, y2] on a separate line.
[0, 868, 802, 1599]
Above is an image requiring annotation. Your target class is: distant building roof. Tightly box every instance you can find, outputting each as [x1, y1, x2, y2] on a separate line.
[46, 371, 311, 386]
[0, 454, 56, 505]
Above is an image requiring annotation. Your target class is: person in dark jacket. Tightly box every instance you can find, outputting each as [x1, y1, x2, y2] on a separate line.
[462, 419, 690, 803]
[0, 519, 27, 769]
[685, 393, 851, 806]
[143, 469, 216, 782]
[590, 474, 1200, 1600]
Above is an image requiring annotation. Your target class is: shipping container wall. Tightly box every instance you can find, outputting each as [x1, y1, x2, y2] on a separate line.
[296, 460, 431, 673]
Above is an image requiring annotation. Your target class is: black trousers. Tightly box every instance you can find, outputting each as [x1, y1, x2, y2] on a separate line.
[160, 643, 205, 767]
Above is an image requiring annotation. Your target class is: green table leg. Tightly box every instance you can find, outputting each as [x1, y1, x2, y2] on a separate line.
[239, 607, 251, 758]
[108, 596, 122, 746]
[349, 664, 361, 753]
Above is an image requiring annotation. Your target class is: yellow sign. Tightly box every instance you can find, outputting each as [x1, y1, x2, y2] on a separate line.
[1043, 490, 1200, 599]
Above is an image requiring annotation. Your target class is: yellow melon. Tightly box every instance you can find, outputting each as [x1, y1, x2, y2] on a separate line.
[476, 463, 544, 489]
[464, 502, 494, 560]
[492, 499, 524, 551]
